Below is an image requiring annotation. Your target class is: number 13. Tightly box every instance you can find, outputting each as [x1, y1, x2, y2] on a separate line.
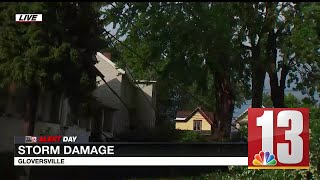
[257, 110, 304, 164]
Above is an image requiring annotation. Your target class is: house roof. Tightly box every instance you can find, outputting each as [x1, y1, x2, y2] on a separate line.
[175, 107, 214, 125]
[136, 80, 157, 83]
[96, 52, 157, 84]
[96, 52, 125, 74]
[234, 105, 265, 123]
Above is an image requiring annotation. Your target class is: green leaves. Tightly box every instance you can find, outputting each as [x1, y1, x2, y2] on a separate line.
[0, 3, 107, 115]
[103, 3, 254, 122]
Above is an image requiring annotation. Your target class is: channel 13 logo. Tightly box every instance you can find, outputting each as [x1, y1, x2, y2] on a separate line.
[25, 136, 37, 143]
[248, 108, 309, 169]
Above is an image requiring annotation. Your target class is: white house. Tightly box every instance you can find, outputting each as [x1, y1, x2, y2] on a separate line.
[0, 52, 156, 151]
[91, 52, 157, 136]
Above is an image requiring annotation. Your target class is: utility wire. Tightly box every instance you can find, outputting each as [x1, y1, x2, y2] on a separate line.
[107, 35, 157, 112]
[105, 5, 248, 137]
[106, 31, 213, 110]
[91, 63, 130, 110]
[105, 31, 248, 138]
[107, 3, 214, 109]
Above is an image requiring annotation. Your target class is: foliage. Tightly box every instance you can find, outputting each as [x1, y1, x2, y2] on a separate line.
[239, 125, 248, 141]
[263, 92, 318, 108]
[288, 3, 320, 97]
[176, 131, 207, 143]
[102, 3, 251, 137]
[115, 125, 209, 142]
[0, 2, 106, 111]
[235, 3, 320, 108]
[116, 125, 178, 142]
[195, 95, 320, 179]
[40, 127, 53, 136]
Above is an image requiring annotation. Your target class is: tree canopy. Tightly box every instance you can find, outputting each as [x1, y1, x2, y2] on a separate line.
[0, 2, 106, 135]
[103, 2, 253, 138]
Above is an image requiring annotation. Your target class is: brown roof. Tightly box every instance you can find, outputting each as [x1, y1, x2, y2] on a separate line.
[176, 111, 193, 118]
[175, 107, 215, 125]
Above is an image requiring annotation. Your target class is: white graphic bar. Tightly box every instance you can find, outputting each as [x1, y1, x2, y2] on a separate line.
[14, 157, 248, 166]
[15, 14, 42, 22]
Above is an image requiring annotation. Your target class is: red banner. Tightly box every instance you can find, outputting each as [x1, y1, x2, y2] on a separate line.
[248, 108, 309, 169]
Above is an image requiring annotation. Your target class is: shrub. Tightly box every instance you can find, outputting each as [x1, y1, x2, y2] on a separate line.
[176, 130, 207, 142]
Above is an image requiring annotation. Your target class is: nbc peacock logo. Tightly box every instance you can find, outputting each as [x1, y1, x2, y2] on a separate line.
[253, 151, 277, 166]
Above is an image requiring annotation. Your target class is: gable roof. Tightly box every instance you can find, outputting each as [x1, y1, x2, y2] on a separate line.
[96, 52, 125, 74]
[175, 107, 214, 125]
[235, 105, 265, 123]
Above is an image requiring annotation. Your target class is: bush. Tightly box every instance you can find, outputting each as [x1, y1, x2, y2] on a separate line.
[176, 130, 207, 142]
[116, 125, 179, 142]
[40, 127, 53, 136]
[116, 126, 209, 142]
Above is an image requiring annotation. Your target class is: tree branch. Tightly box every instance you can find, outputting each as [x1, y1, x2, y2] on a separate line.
[241, 43, 252, 49]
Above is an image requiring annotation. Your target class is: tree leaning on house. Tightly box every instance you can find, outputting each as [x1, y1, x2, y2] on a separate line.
[0, 2, 106, 135]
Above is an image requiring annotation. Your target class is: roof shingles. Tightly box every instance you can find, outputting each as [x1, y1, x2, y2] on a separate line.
[175, 107, 215, 125]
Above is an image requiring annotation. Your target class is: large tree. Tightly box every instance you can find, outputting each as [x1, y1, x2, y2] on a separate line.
[237, 2, 320, 108]
[235, 2, 269, 108]
[235, 2, 320, 109]
[103, 2, 250, 139]
[0, 2, 106, 135]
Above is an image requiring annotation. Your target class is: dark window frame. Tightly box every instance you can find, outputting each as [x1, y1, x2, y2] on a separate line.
[193, 120, 202, 131]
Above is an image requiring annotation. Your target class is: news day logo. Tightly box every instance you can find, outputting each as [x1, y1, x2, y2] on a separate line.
[248, 108, 309, 169]
[15, 14, 42, 22]
[25, 136, 37, 143]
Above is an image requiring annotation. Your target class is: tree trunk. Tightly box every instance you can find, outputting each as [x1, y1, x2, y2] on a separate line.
[269, 73, 285, 108]
[214, 71, 234, 140]
[23, 83, 39, 136]
[59, 93, 66, 135]
[251, 42, 266, 108]
[266, 30, 289, 108]
[89, 108, 104, 142]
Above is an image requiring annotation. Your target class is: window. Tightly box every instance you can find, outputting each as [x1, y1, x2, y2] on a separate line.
[193, 120, 202, 131]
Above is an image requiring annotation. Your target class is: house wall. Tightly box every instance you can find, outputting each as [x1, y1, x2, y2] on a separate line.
[93, 53, 129, 136]
[34, 91, 89, 137]
[115, 74, 135, 133]
[36, 92, 53, 122]
[175, 112, 212, 131]
[121, 74, 137, 108]
[0, 51, 158, 146]
[4, 86, 27, 117]
[92, 53, 123, 109]
[135, 83, 156, 129]
[102, 109, 114, 133]
[0, 117, 24, 152]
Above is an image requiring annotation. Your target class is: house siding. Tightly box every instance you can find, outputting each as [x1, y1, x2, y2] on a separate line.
[135, 83, 156, 129]
[92, 53, 128, 136]
[175, 112, 212, 131]
[92, 53, 156, 136]
[0, 52, 157, 151]
[92, 54, 123, 109]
